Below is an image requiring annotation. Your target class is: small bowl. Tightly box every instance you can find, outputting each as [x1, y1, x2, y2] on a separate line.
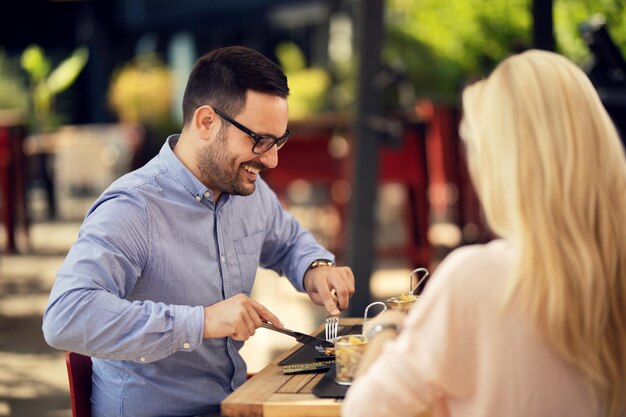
[334, 334, 368, 385]
[385, 294, 419, 312]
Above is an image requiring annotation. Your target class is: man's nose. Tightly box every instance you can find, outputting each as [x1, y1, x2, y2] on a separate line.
[259, 145, 278, 169]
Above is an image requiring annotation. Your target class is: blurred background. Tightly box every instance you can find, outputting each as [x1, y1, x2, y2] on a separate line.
[1, 0, 625, 415]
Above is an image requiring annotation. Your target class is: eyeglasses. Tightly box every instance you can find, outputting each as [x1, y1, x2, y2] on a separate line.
[213, 108, 290, 154]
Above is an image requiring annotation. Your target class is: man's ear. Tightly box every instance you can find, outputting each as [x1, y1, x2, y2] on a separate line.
[193, 105, 217, 140]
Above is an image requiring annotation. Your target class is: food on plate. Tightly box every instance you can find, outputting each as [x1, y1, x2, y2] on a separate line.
[386, 293, 419, 312]
[399, 293, 417, 302]
[323, 346, 336, 356]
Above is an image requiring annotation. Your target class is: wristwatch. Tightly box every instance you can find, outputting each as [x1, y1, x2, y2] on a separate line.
[308, 259, 335, 269]
[367, 323, 402, 339]
[303, 260, 335, 291]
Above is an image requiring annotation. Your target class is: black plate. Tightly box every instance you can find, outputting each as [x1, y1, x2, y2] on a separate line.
[311, 367, 349, 398]
[279, 324, 362, 366]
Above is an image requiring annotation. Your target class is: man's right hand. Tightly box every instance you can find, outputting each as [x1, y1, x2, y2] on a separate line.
[202, 294, 283, 341]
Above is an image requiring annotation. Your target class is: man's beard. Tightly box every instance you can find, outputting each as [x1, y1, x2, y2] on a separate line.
[196, 129, 261, 197]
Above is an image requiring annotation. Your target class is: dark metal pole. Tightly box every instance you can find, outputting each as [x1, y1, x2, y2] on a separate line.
[532, 0, 555, 51]
[74, 1, 111, 124]
[347, 0, 384, 316]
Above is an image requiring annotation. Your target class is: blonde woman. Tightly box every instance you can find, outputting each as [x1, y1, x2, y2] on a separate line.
[342, 50, 626, 417]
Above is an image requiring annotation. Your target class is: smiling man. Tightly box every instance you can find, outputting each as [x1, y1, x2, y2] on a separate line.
[43, 46, 355, 417]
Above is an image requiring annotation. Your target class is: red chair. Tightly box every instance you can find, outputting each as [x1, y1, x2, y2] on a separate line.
[65, 352, 92, 417]
[0, 122, 29, 254]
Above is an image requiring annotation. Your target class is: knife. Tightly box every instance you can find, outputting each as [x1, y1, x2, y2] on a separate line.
[260, 322, 334, 348]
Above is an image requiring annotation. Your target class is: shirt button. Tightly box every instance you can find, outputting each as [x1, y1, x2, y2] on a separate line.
[204, 191, 211, 198]
[221, 255, 225, 262]
[183, 342, 190, 349]
[195, 195, 202, 202]
[140, 356, 146, 363]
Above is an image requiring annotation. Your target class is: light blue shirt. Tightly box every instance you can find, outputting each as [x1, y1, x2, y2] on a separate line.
[42, 135, 333, 417]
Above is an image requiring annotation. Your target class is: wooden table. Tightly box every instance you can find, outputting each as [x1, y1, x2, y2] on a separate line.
[221, 319, 360, 417]
[222, 318, 434, 417]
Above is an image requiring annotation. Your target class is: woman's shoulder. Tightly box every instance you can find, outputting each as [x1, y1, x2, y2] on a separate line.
[424, 239, 515, 304]
[438, 239, 513, 273]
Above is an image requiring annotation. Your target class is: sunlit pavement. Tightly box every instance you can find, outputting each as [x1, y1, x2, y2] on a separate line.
[0, 222, 79, 417]
[0, 221, 416, 417]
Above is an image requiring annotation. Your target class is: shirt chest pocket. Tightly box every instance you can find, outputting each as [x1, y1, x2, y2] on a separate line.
[234, 231, 263, 295]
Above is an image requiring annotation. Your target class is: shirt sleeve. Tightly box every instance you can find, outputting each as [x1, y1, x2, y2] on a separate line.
[341, 245, 483, 417]
[256, 179, 334, 291]
[42, 189, 204, 363]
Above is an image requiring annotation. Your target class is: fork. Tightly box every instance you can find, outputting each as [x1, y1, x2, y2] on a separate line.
[325, 316, 339, 341]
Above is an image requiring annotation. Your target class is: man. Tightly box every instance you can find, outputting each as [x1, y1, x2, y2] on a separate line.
[43, 46, 355, 417]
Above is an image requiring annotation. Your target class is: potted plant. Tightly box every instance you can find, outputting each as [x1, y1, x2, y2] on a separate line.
[19, 44, 89, 220]
[107, 52, 177, 166]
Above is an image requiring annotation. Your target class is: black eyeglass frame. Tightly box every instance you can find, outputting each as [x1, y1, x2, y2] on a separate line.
[213, 107, 291, 154]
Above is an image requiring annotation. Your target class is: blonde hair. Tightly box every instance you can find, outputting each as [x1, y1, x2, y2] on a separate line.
[461, 50, 626, 416]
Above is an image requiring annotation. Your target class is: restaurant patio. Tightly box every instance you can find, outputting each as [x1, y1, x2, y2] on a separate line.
[1, 0, 625, 416]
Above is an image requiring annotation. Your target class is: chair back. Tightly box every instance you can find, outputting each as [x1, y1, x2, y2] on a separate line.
[65, 351, 92, 417]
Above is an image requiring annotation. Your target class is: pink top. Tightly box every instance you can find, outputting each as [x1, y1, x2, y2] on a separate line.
[342, 239, 605, 417]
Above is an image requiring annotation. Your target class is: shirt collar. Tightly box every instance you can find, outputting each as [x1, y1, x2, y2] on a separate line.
[159, 134, 212, 202]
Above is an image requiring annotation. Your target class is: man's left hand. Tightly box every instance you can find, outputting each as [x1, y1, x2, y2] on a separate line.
[303, 265, 355, 315]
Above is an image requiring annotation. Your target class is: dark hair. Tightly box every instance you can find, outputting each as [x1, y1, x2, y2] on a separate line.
[181, 46, 289, 127]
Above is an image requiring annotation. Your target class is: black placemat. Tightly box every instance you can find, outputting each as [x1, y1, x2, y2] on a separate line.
[311, 367, 349, 398]
[278, 324, 362, 365]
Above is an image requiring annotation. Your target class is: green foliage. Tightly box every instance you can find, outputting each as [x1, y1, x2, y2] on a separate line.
[554, 0, 626, 64]
[386, 0, 531, 103]
[107, 53, 173, 129]
[276, 41, 306, 72]
[384, 27, 466, 104]
[0, 50, 28, 112]
[326, 57, 357, 114]
[276, 41, 331, 120]
[20, 44, 89, 130]
[385, 0, 626, 103]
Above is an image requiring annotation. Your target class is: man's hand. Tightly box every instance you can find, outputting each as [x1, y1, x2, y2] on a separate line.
[303, 265, 355, 315]
[203, 294, 283, 341]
